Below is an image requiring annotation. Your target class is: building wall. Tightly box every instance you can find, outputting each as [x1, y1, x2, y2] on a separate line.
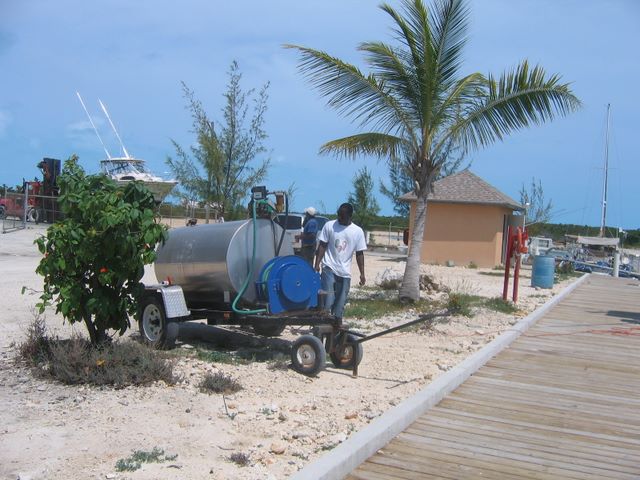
[408, 202, 512, 268]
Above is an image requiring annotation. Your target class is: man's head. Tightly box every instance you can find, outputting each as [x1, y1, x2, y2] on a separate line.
[337, 203, 354, 225]
[304, 206, 317, 217]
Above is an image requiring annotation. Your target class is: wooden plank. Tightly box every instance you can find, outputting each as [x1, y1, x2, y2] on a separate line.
[416, 413, 640, 463]
[348, 275, 640, 479]
[404, 422, 640, 474]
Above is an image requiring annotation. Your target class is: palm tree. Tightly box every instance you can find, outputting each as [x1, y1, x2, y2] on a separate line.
[285, 0, 581, 302]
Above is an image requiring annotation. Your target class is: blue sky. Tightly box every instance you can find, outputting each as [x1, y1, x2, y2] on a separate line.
[1, 0, 639, 228]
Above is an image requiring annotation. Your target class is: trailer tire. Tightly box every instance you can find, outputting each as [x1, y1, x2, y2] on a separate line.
[291, 335, 326, 376]
[138, 296, 171, 349]
[252, 322, 286, 337]
[330, 333, 363, 369]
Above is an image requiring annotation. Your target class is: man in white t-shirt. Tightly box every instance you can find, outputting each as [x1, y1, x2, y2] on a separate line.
[314, 203, 367, 321]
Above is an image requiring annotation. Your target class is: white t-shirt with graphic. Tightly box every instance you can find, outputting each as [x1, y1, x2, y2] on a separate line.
[318, 220, 367, 278]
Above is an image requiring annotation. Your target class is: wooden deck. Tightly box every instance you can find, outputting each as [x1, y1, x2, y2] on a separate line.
[348, 275, 640, 479]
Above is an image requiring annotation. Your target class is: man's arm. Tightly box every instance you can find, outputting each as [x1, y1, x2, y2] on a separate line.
[356, 250, 365, 286]
[315, 241, 328, 272]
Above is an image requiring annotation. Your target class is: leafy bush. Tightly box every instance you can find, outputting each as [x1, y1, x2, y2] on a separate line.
[199, 372, 243, 394]
[229, 452, 251, 467]
[446, 292, 480, 317]
[33, 156, 167, 345]
[115, 447, 177, 472]
[16, 317, 176, 387]
[17, 312, 51, 365]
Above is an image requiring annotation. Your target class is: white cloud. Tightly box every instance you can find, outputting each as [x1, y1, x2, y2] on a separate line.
[0, 110, 12, 137]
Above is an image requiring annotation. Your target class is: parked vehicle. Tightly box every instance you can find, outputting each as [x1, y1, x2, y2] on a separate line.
[0, 158, 62, 223]
[275, 213, 329, 253]
[544, 248, 573, 262]
[528, 236, 553, 256]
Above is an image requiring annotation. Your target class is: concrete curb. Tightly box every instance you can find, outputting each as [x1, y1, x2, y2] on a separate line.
[290, 274, 589, 480]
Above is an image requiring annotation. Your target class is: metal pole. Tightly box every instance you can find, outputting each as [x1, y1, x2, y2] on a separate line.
[23, 184, 29, 229]
[599, 103, 611, 237]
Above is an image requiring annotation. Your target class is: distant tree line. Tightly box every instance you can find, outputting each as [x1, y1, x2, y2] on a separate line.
[528, 222, 638, 247]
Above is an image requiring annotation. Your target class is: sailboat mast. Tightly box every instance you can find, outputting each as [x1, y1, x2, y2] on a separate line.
[599, 103, 611, 237]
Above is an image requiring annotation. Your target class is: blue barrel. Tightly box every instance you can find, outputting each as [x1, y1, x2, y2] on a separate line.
[531, 255, 555, 288]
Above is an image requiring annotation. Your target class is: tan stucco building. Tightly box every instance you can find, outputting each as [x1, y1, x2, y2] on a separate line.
[400, 170, 523, 268]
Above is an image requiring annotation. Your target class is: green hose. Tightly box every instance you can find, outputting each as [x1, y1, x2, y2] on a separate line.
[232, 199, 268, 315]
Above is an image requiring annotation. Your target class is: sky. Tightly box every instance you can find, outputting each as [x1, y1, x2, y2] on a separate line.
[0, 0, 639, 228]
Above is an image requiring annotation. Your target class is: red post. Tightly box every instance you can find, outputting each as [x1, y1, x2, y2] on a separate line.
[513, 252, 521, 303]
[502, 226, 512, 301]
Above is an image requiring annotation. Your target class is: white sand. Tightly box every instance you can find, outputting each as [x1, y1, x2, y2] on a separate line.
[0, 225, 576, 480]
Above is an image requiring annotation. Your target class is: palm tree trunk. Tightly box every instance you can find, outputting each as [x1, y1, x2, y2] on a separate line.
[399, 194, 428, 302]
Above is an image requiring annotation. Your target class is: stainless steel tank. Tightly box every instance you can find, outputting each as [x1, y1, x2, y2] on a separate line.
[154, 219, 293, 306]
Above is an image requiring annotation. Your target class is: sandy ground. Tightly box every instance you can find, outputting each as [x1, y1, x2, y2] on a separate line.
[0, 225, 578, 480]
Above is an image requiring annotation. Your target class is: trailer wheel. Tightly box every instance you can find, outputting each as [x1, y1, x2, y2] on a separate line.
[330, 333, 363, 369]
[253, 322, 286, 337]
[291, 335, 326, 376]
[138, 296, 170, 348]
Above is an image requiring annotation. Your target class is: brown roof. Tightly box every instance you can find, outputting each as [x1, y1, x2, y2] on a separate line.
[399, 170, 523, 210]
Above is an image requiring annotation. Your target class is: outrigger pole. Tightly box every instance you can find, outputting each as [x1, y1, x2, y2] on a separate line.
[76, 91, 112, 160]
[98, 99, 131, 160]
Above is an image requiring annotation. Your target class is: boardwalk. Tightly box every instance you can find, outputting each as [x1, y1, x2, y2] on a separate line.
[348, 275, 640, 479]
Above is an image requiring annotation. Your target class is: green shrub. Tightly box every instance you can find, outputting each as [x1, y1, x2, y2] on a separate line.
[446, 293, 480, 317]
[17, 317, 176, 387]
[483, 297, 519, 314]
[17, 312, 51, 365]
[199, 372, 243, 394]
[229, 452, 251, 467]
[115, 447, 177, 472]
[33, 156, 168, 345]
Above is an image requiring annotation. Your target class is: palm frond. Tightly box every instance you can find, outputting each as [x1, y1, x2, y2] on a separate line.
[452, 61, 582, 152]
[283, 44, 415, 137]
[359, 41, 422, 125]
[430, 0, 469, 87]
[319, 133, 405, 161]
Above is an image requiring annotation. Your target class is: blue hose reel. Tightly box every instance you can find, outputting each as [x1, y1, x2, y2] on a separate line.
[256, 255, 322, 314]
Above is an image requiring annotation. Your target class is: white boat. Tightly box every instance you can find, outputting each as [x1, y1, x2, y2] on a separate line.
[100, 157, 177, 204]
[77, 92, 177, 204]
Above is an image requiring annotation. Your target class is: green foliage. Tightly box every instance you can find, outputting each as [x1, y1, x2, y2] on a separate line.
[520, 177, 553, 224]
[348, 166, 380, 231]
[379, 156, 413, 217]
[483, 297, 519, 314]
[195, 349, 240, 364]
[115, 447, 177, 472]
[446, 293, 480, 317]
[526, 222, 632, 246]
[467, 261, 478, 269]
[33, 156, 168, 345]
[167, 61, 270, 219]
[17, 312, 51, 365]
[447, 293, 520, 316]
[286, 0, 580, 302]
[199, 371, 243, 394]
[17, 316, 176, 386]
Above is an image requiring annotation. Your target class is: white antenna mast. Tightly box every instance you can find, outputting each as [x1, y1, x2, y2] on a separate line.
[76, 91, 112, 159]
[98, 99, 131, 159]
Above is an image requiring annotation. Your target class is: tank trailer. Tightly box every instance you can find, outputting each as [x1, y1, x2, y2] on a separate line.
[138, 186, 362, 376]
